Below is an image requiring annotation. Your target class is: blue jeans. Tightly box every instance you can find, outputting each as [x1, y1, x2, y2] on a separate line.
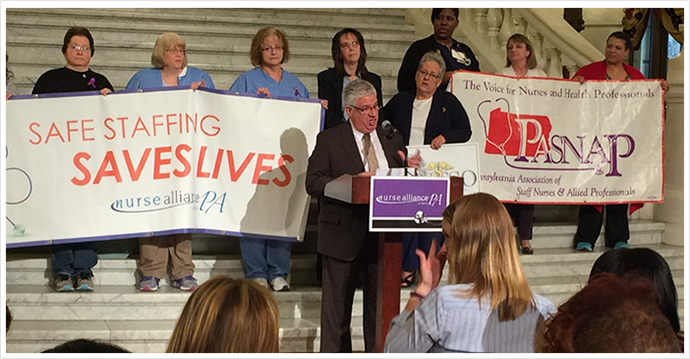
[402, 232, 445, 272]
[51, 242, 98, 276]
[239, 237, 291, 280]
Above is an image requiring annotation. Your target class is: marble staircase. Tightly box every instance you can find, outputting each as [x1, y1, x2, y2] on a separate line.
[6, 219, 683, 353]
[4, 6, 683, 354]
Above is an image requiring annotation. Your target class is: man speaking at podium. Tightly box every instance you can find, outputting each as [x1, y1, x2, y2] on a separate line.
[306, 79, 420, 352]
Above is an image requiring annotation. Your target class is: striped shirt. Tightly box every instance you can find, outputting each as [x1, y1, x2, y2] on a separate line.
[384, 284, 556, 353]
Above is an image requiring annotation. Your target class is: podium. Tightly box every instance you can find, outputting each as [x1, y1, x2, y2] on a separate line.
[324, 174, 464, 352]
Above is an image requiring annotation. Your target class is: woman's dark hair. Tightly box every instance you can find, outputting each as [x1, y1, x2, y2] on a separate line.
[607, 31, 633, 50]
[589, 248, 679, 333]
[43, 339, 130, 353]
[330, 28, 368, 78]
[431, 8, 459, 23]
[61, 26, 95, 56]
[542, 273, 680, 353]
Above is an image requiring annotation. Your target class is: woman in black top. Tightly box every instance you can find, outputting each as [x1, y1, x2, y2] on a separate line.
[318, 28, 383, 131]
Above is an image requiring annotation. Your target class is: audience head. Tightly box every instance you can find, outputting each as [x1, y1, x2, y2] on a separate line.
[151, 32, 188, 70]
[446, 192, 532, 321]
[42, 339, 130, 353]
[415, 51, 445, 98]
[331, 28, 368, 77]
[541, 273, 680, 353]
[343, 79, 379, 134]
[431, 8, 459, 41]
[604, 31, 632, 66]
[505, 33, 537, 69]
[166, 275, 280, 353]
[250, 27, 290, 67]
[590, 247, 679, 333]
[61, 27, 95, 71]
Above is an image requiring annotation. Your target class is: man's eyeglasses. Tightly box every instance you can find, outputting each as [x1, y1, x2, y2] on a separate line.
[417, 69, 441, 79]
[350, 103, 379, 114]
[69, 45, 90, 52]
[165, 48, 186, 54]
[339, 41, 360, 49]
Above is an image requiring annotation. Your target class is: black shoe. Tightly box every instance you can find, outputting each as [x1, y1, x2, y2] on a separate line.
[521, 246, 534, 255]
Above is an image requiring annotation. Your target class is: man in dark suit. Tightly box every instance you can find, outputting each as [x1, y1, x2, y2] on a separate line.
[306, 79, 419, 353]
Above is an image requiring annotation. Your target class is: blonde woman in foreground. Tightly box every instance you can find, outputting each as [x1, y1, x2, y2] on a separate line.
[384, 193, 555, 353]
[166, 275, 279, 353]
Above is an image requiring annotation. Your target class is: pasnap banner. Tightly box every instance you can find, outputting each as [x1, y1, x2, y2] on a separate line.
[449, 71, 664, 204]
[5, 88, 322, 247]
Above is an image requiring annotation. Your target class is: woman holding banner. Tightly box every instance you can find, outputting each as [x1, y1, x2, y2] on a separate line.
[382, 51, 472, 287]
[126, 32, 216, 292]
[229, 27, 311, 292]
[572, 31, 668, 252]
[126, 32, 214, 91]
[498, 33, 547, 255]
[318, 28, 383, 130]
[31, 26, 114, 292]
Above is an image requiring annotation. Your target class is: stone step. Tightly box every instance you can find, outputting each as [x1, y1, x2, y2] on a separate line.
[527, 219, 665, 249]
[6, 8, 408, 31]
[6, 36, 406, 69]
[527, 269, 684, 299]
[5, 16, 416, 50]
[5, 316, 361, 353]
[5, 254, 318, 287]
[7, 241, 680, 287]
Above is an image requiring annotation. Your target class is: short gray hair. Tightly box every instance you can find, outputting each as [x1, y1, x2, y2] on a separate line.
[343, 79, 377, 107]
[418, 51, 446, 78]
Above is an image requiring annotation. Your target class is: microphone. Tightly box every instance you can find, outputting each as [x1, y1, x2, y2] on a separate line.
[381, 120, 399, 140]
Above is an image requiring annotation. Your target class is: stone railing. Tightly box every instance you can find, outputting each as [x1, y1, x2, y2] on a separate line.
[462, 8, 605, 77]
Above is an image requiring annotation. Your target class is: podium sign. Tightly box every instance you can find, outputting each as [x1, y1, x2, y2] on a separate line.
[369, 177, 450, 232]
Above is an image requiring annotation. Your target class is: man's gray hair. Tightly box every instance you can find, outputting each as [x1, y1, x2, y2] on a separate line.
[418, 51, 446, 78]
[343, 79, 377, 107]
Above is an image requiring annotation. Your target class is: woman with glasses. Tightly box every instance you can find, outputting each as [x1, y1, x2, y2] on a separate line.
[229, 27, 311, 292]
[382, 51, 471, 288]
[126, 32, 214, 90]
[31, 26, 114, 292]
[318, 28, 383, 130]
[230, 27, 308, 101]
[125, 32, 214, 293]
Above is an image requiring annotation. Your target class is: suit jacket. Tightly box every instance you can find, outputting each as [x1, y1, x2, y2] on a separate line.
[306, 123, 406, 261]
[382, 89, 472, 145]
[317, 68, 383, 131]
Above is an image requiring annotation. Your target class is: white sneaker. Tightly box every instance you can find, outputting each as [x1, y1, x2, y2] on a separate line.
[253, 278, 270, 289]
[270, 277, 290, 292]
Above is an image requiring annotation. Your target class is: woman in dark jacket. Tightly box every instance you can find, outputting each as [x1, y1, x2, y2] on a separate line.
[382, 50, 471, 286]
[318, 28, 383, 131]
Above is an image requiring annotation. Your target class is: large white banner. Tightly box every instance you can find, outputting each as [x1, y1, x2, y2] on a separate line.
[5, 88, 322, 247]
[450, 71, 664, 204]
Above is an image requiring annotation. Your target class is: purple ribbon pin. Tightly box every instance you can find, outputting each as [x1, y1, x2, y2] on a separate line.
[87, 77, 96, 88]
